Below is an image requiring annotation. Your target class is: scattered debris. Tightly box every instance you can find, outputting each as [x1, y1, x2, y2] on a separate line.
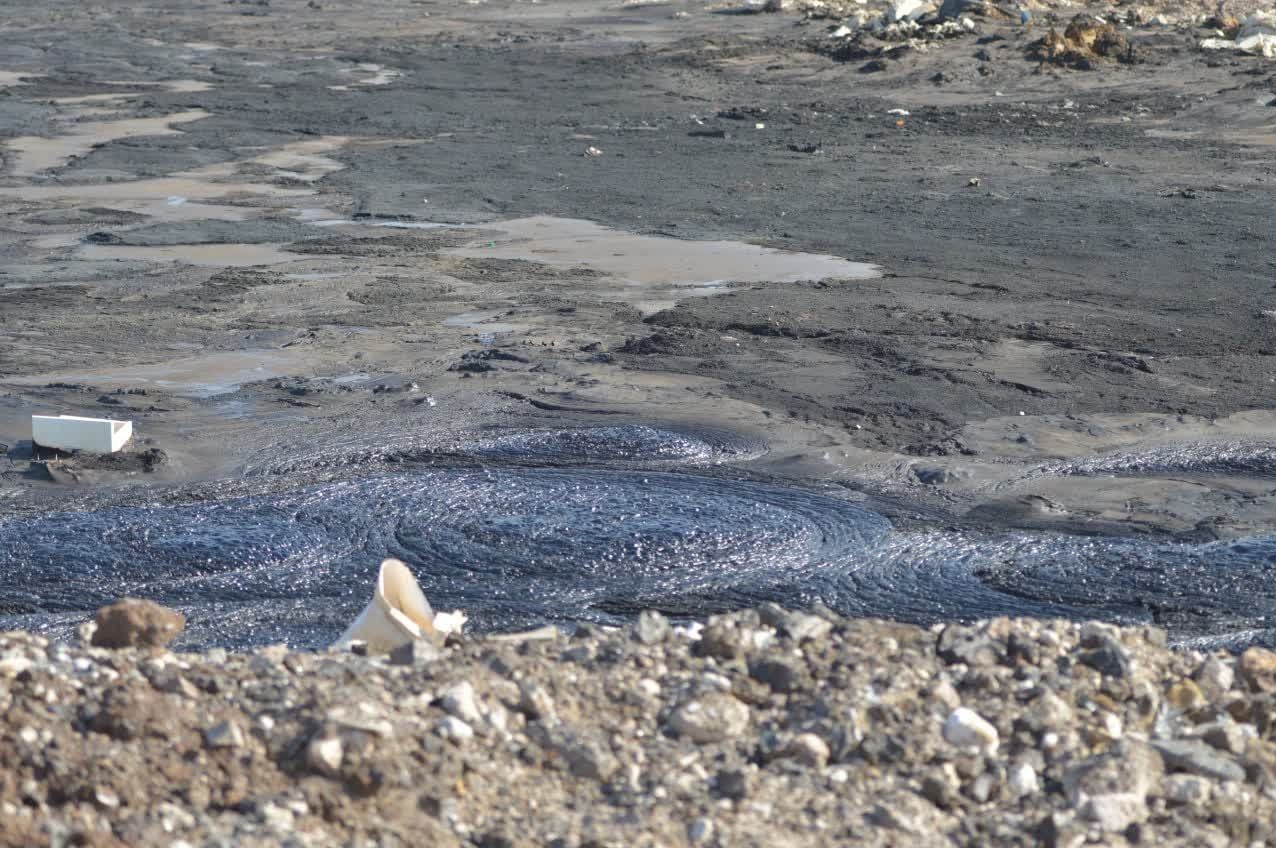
[584, 145, 604, 157]
[1200, 12, 1276, 58]
[1030, 14, 1135, 69]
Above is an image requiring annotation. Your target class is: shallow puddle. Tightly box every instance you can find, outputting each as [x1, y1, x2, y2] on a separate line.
[1, 176, 313, 205]
[442, 310, 520, 334]
[328, 63, 402, 90]
[445, 216, 878, 313]
[80, 242, 308, 267]
[5, 110, 211, 176]
[0, 70, 40, 87]
[250, 137, 348, 181]
[47, 81, 214, 106]
[9, 349, 307, 398]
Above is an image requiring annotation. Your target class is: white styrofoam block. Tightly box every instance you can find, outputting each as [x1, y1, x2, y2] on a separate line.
[32, 415, 132, 454]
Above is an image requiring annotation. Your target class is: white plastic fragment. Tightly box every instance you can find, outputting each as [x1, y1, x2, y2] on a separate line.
[333, 559, 467, 654]
[32, 414, 132, 453]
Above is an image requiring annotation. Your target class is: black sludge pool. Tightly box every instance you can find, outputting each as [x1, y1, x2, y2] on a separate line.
[6, 465, 1276, 651]
[0, 469, 887, 649]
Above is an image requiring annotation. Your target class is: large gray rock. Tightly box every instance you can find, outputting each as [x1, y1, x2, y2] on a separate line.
[1063, 742, 1164, 832]
[1151, 740, 1246, 782]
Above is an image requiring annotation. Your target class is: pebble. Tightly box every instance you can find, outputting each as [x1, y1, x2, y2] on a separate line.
[668, 693, 750, 743]
[94, 787, 120, 809]
[388, 639, 441, 667]
[0, 654, 33, 678]
[1164, 773, 1213, 805]
[1150, 739, 1246, 782]
[687, 817, 714, 844]
[559, 735, 619, 783]
[517, 680, 557, 723]
[786, 732, 830, 768]
[1198, 720, 1247, 754]
[305, 735, 343, 776]
[748, 656, 807, 693]
[1064, 742, 1162, 832]
[1194, 656, 1234, 696]
[1239, 647, 1276, 692]
[634, 610, 672, 645]
[1166, 679, 1206, 712]
[943, 707, 999, 755]
[1008, 763, 1039, 797]
[777, 611, 833, 643]
[1077, 635, 1131, 678]
[437, 715, 474, 744]
[204, 720, 246, 749]
[441, 681, 483, 726]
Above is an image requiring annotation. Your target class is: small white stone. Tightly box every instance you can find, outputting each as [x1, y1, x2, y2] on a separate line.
[441, 681, 483, 725]
[1101, 712, 1123, 740]
[787, 732, 830, 768]
[0, 654, 32, 678]
[306, 735, 343, 776]
[1009, 763, 1039, 797]
[943, 707, 999, 755]
[259, 802, 294, 830]
[637, 678, 661, 698]
[687, 817, 715, 844]
[437, 715, 474, 744]
[700, 672, 732, 691]
[1164, 774, 1212, 805]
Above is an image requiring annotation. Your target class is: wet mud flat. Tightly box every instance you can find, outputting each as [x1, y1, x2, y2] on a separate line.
[2, 0, 1276, 655]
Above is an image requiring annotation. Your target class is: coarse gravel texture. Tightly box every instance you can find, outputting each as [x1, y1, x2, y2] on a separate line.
[4, 606, 1276, 846]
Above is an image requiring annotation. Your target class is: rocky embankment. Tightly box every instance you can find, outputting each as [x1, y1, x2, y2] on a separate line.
[4, 602, 1276, 847]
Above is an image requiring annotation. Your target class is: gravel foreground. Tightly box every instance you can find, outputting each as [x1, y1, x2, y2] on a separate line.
[4, 605, 1276, 847]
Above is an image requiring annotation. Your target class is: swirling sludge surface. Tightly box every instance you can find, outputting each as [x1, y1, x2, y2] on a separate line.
[7, 437, 1276, 651]
[462, 425, 763, 464]
[1032, 440, 1276, 478]
[0, 470, 887, 649]
[242, 424, 763, 476]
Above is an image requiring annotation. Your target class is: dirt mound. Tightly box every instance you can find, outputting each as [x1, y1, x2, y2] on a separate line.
[3, 608, 1275, 846]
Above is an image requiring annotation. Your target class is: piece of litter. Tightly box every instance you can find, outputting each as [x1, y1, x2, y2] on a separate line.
[32, 415, 132, 454]
[887, 108, 910, 116]
[755, 122, 766, 129]
[584, 146, 603, 157]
